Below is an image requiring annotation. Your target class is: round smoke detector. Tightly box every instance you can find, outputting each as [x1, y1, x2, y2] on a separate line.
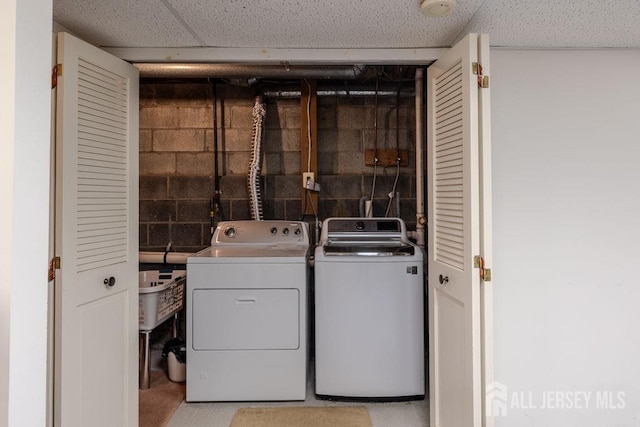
[420, 0, 456, 17]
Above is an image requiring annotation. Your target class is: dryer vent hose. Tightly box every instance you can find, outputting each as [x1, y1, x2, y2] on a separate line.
[248, 97, 266, 220]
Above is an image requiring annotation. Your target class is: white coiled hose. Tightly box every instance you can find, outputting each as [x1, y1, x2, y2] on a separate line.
[248, 97, 266, 220]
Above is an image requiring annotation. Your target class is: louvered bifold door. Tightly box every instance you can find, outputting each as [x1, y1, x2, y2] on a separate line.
[54, 32, 139, 427]
[427, 33, 482, 427]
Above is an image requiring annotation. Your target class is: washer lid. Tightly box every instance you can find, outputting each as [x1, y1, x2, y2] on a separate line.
[323, 240, 415, 256]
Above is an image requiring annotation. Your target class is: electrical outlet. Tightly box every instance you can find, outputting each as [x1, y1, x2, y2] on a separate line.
[302, 172, 315, 189]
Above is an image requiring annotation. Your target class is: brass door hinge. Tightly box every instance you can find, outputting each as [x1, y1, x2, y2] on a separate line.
[52, 64, 62, 89]
[472, 62, 489, 88]
[473, 255, 491, 282]
[48, 256, 60, 281]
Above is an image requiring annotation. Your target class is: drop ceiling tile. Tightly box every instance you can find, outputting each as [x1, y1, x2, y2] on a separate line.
[461, 0, 640, 48]
[165, 0, 485, 48]
[54, 0, 201, 47]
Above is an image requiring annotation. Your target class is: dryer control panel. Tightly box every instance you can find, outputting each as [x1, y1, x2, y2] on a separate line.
[212, 220, 309, 246]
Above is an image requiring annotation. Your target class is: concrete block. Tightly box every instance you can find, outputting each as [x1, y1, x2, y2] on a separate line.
[318, 175, 361, 199]
[225, 152, 251, 175]
[168, 176, 215, 199]
[370, 174, 413, 200]
[177, 200, 211, 223]
[318, 130, 339, 153]
[140, 153, 176, 175]
[176, 153, 215, 176]
[231, 200, 251, 220]
[153, 129, 205, 152]
[223, 129, 253, 152]
[265, 106, 286, 129]
[205, 129, 217, 151]
[282, 129, 300, 152]
[336, 106, 374, 130]
[318, 153, 334, 175]
[265, 129, 299, 153]
[263, 200, 285, 220]
[139, 224, 148, 246]
[140, 107, 178, 129]
[139, 129, 153, 152]
[168, 223, 203, 247]
[264, 175, 299, 199]
[148, 224, 170, 246]
[362, 129, 392, 149]
[219, 175, 249, 199]
[284, 107, 301, 129]
[318, 106, 337, 129]
[284, 199, 301, 221]
[399, 106, 416, 129]
[216, 200, 231, 221]
[282, 152, 301, 175]
[230, 105, 254, 128]
[177, 107, 213, 128]
[264, 129, 284, 152]
[335, 151, 368, 174]
[139, 176, 168, 199]
[202, 226, 214, 246]
[140, 200, 176, 222]
[318, 199, 359, 219]
[339, 130, 364, 152]
[263, 153, 282, 175]
[139, 85, 155, 107]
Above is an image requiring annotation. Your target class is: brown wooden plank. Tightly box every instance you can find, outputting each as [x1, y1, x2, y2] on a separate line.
[364, 149, 409, 167]
[300, 80, 318, 216]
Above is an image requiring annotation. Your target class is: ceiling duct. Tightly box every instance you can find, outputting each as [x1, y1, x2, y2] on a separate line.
[134, 63, 367, 79]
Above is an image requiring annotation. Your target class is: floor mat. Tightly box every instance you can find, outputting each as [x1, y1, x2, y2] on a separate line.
[230, 406, 372, 427]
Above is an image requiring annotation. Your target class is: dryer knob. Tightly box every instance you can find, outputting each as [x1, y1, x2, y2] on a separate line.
[294, 228, 301, 236]
[282, 227, 290, 235]
[224, 227, 237, 238]
[270, 227, 278, 235]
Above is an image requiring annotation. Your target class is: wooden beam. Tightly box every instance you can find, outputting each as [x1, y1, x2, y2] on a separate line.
[300, 80, 318, 217]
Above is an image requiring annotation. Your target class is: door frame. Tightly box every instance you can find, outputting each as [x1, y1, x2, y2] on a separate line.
[46, 42, 493, 425]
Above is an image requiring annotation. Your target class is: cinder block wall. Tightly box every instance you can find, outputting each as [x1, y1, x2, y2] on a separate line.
[139, 82, 417, 252]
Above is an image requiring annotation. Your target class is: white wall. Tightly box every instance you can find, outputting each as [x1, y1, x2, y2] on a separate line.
[491, 49, 640, 426]
[0, 0, 52, 426]
[0, 1, 18, 424]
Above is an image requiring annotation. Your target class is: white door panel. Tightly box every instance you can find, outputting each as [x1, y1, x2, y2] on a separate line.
[428, 33, 490, 427]
[55, 32, 139, 427]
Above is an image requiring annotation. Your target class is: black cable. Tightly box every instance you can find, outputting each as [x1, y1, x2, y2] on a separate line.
[210, 80, 220, 192]
[396, 67, 402, 160]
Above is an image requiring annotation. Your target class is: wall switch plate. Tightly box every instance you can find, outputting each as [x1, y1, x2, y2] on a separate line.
[303, 172, 315, 189]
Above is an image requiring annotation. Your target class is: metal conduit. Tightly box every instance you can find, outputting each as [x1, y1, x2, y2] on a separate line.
[262, 90, 415, 98]
[135, 63, 367, 79]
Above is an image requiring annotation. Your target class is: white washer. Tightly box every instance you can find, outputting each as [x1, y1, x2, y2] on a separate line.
[314, 217, 425, 400]
[186, 220, 310, 402]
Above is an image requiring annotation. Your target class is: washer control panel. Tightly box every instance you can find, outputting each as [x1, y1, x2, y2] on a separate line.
[327, 218, 402, 234]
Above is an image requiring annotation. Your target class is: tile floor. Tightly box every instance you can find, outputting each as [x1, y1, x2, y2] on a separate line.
[167, 366, 429, 427]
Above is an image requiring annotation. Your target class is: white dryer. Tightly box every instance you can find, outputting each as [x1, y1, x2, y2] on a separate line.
[314, 217, 424, 400]
[186, 220, 310, 402]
